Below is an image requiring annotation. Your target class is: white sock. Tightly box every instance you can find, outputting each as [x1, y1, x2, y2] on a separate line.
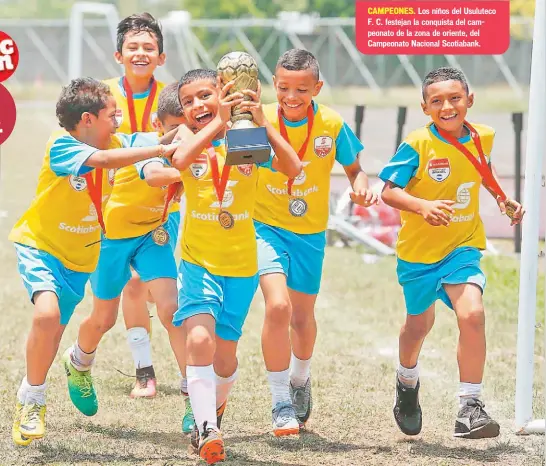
[459, 382, 482, 408]
[16, 377, 31, 404]
[397, 363, 419, 389]
[267, 369, 291, 408]
[127, 327, 153, 369]
[70, 341, 96, 371]
[180, 375, 188, 396]
[290, 353, 311, 387]
[187, 365, 217, 433]
[216, 369, 238, 410]
[26, 382, 46, 406]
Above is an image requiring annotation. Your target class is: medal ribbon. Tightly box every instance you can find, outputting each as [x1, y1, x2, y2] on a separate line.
[277, 104, 315, 196]
[435, 121, 507, 201]
[123, 77, 158, 132]
[83, 169, 106, 233]
[207, 144, 231, 210]
[161, 181, 182, 223]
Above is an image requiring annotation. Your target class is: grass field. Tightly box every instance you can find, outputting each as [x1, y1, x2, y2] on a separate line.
[0, 107, 544, 465]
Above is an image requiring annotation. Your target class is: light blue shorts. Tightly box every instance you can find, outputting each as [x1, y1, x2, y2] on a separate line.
[174, 260, 259, 341]
[14, 243, 90, 325]
[255, 220, 326, 295]
[91, 212, 181, 300]
[396, 246, 486, 316]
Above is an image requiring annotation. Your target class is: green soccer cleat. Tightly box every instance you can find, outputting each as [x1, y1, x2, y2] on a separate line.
[182, 394, 195, 434]
[61, 348, 98, 416]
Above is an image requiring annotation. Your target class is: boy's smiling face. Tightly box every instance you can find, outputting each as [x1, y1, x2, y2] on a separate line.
[178, 79, 218, 132]
[421, 79, 474, 137]
[115, 31, 165, 80]
[273, 67, 323, 122]
[81, 95, 118, 149]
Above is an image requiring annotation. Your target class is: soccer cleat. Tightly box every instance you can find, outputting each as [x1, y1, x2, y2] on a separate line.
[130, 366, 157, 399]
[198, 421, 225, 464]
[272, 401, 300, 437]
[290, 378, 312, 426]
[393, 378, 422, 436]
[19, 403, 46, 439]
[182, 394, 195, 434]
[12, 402, 33, 446]
[189, 402, 226, 447]
[454, 398, 500, 439]
[61, 348, 98, 416]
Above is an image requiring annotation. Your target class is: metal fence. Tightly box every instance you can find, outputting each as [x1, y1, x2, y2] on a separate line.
[0, 13, 534, 97]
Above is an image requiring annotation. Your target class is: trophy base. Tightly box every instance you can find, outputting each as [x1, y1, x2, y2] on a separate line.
[225, 126, 272, 166]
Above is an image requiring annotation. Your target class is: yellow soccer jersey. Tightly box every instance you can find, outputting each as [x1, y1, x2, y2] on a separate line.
[180, 139, 264, 277]
[104, 76, 180, 215]
[254, 102, 363, 234]
[378, 122, 495, 264]
[105, 156, 182, 240]
[8, 130, 123, 273]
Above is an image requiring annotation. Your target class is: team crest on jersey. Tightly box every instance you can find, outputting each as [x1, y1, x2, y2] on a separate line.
[428, 158, 451, 182]
[190, 153, 208, 179]
[69, 175, 87, 191]
[237, 164, 253, 176]
[150, 112, 161, 132]
[115, 108, 123, 127]
[108, 169, 116, 186]
[314, 136, 333, 158]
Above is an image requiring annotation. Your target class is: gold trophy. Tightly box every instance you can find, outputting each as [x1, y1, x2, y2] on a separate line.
[217, 51, 272, 166]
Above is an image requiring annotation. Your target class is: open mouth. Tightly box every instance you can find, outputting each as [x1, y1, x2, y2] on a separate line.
[195, 111, 213, 125]
[440, 113, 458, 121]
[284, 102, 302, 110]
[131, 61, 150, 67]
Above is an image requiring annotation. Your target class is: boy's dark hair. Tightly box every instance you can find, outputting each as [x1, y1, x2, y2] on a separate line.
[178, 69, 217, 91]
[56, 78, 112, 131]
[275, 49, 320, 80]
[422, 67, 469, 100]
[158, 82, 183, 122]
[117, 12, 163, 55]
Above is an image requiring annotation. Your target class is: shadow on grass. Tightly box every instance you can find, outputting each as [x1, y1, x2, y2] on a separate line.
[79, 423, 189, 449]
[228, 429, 392, 456]
[404, 439, 526, 462]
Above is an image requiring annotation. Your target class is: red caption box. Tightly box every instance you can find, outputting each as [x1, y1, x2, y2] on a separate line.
[356, 0, 510, 55]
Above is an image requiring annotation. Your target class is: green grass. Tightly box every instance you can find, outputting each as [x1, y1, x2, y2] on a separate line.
[0, 107, 543, 465]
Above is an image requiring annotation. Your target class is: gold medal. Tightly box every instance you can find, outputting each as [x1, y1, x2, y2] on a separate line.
[152, 225, 169, 246]
[289, 198, 308, 217]
[505, 199, 517, 220]
[218, 210, 235, 229]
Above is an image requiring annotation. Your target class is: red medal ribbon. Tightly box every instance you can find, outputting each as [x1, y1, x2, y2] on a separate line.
[277, 104, 315, 196]
[83, 169, 106, 233]
[123, 77, 158, 132]
[435, 121, 507, 201]
[161, 181, 181, 223]
[207, 144, 231, 210]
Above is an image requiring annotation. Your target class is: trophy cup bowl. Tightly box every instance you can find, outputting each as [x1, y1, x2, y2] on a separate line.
[217, 52, 272, 166]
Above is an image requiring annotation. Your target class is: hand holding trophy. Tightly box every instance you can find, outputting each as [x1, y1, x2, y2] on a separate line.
[217, 52, 272, 166]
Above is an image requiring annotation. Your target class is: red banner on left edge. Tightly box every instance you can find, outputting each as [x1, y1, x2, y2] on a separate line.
[0, 84, 17, 145]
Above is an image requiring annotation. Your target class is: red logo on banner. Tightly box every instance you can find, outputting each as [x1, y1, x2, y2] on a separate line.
[0, 31, 19, 82]
[356, 0, 510, 55]
[0, 84, 16, 145]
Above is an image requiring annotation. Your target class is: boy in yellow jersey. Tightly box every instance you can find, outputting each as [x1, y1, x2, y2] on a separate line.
[378, 67, 524, 439]
[253, 49, 377, 436]
[8, 77, 180, 446]
[102, 12, 176, 399]
[171, 69, 301, 464]
[60, 85, 189, 421]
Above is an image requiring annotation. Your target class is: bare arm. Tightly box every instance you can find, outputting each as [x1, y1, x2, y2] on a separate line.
[84, 142, 179, 169]
[142, 161, 182, 188]
[264, 120, 302, 178]
[381, 180, 455, 226]
[343, 159, 378, 207]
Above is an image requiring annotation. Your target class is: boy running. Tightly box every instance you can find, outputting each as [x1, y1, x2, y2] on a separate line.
[254, 49, 377, 435]
[378, 67, 524, 439]
[9, 77, 179, 445]
[172, 69, 301, 464]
